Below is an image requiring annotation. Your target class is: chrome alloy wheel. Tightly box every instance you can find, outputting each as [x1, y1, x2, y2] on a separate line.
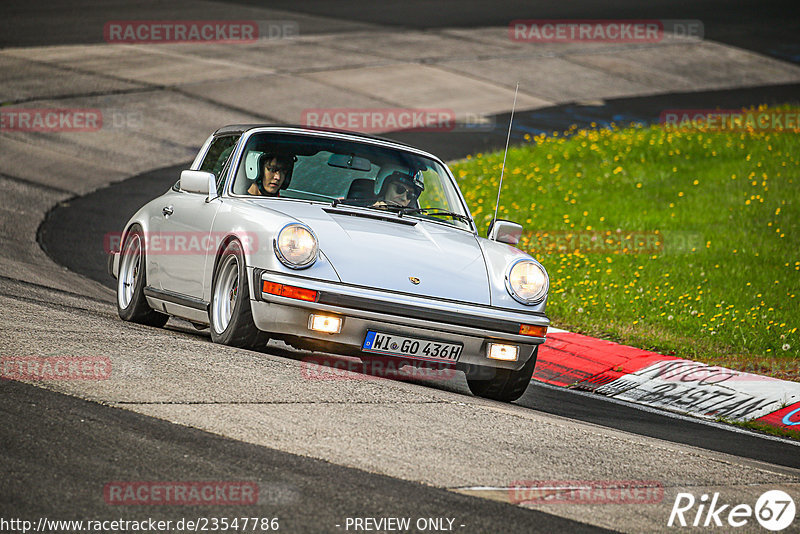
[212, 253, 240, 334]
[118, 233, 142, 310]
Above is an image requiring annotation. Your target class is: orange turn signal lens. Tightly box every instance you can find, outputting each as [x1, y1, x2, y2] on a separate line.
[262, 281, 283, 295]
[282, 285, 318, 302]
[519, 324, 547, 337]
[262, 281, 318, 302]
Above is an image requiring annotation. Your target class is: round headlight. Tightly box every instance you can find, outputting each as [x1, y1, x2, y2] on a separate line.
[274, 223, 318, 269]
[506, 259, 549, 304]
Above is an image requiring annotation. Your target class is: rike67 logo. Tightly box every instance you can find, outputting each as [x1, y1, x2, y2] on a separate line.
[668, 490, 796, 531]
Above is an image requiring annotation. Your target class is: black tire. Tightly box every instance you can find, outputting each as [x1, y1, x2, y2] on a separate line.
[209, 240, 269, 349]
[466, 346, 538, 402]
[116, 224, 169, 327]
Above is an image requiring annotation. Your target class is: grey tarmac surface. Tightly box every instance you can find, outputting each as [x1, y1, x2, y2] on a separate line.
[1, 379, 609, 533]
[3, 1, 800, 533]
[2, 272, 799, 533]
[39, 151, 800, 471]
[4, 0, 800, 67]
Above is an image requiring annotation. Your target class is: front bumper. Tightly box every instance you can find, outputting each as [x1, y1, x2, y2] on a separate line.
[250, 269, 548, 370]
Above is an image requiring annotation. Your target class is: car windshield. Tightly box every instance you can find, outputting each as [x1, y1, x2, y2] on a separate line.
[231, 132, 472, 230]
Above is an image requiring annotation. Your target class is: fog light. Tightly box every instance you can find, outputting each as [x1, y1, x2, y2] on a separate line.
[487, 343, 518, 361]
[308, 314, 342, 334]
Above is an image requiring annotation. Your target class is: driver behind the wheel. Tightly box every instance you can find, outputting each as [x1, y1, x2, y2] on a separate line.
[245, 151, 296, 196]
[374, 171, 424, 208]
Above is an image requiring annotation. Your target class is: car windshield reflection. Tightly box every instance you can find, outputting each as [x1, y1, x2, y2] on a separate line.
[232, 132, 472, 230]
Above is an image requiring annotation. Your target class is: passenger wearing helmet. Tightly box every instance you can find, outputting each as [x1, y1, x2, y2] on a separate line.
[375, 171, 424, 208]
[245, 151, 295, 196]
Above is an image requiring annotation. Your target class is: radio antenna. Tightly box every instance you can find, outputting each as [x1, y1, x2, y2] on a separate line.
[492, 82, 519, 230]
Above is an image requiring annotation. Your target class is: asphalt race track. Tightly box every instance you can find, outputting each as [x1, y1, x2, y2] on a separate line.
[3, 379, 606, 533]
[40, 144, 800, 470]
[4, 0, 800, 65]
[3, 1, 800, 533]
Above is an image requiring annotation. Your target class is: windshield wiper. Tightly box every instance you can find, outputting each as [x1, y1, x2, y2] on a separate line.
[330, 200, 469, 225]
[398, 207, 472, 224]
[332, 198, 405, 210]
[331, 197, 376, 208]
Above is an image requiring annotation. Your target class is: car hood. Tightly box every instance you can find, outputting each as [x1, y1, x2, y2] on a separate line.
[265, 202, 490, 304]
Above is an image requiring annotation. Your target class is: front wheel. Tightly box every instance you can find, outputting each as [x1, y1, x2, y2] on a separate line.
[209, 240, 269, 349]
[116, 224, 168, 327]
[466, 346, 538, 402]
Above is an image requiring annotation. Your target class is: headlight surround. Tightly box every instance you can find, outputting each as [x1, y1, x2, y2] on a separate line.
[273, 223, 318, 269]
[505, 259, 549, 304]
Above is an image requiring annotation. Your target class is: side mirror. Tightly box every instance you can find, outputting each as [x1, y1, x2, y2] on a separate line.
[179, 170, 218, 201]
[487, 219, 523, 245]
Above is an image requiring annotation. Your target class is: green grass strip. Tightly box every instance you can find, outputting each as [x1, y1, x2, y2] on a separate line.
[451, 106, 799, 379]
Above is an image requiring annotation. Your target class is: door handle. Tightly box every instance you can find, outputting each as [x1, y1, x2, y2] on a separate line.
[162, 205, 174, 217]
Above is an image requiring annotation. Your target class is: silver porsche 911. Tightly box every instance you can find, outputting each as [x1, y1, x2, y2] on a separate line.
[109, 125, 549, 401]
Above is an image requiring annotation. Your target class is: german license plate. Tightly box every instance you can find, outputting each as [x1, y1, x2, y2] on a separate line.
[362, 331, 462, 363]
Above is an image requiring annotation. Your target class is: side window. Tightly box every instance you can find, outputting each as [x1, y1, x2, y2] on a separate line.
[173, 135, 240, 192]
[215, 145, 237, 195]
[199, 135, 240, 182]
